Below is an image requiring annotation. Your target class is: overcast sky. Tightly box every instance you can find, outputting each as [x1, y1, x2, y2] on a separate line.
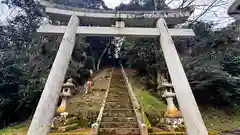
[104, 0, 130, 8]
[0, 0, 235, 27]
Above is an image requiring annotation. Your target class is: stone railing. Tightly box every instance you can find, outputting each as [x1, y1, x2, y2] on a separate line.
[120, 65, 148, 135]
[91, 68, 114, 135]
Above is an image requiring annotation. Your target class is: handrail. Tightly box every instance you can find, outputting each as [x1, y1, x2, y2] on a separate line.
[120, 65, 148, 135]
[91, 68, 114, 135]
[135, 92, 147, 124]
[121, 67, 148, 125]
[120, 65, 142, 121]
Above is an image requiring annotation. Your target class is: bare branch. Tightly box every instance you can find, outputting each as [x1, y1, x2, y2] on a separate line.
[166, 0, 175, 6]
[191, 0, 218, 22]
[178, 0, 188, 8]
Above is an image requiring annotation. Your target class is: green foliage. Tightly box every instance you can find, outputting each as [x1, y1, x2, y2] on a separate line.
[0, 0, 114, 129]
[201, 107, 240, 130]
[128, 75, 166, 116]
[115, 0, 168, 10]
[128, 74, 166, 127]
[48, 0, 109, 9]
[179, 22, 240, 105]
[121, 21, 240, 106]
[121, 37, 165, 75]
[0, 0, 45, 128]
[0, 122, 29, 134]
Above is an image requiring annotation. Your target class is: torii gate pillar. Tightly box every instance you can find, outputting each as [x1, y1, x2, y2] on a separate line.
[156, 18, 208, 135]
[27, 15, 79, 135]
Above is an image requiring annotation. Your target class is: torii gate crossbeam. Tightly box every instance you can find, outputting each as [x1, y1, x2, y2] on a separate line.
[37, 25, 195, 37]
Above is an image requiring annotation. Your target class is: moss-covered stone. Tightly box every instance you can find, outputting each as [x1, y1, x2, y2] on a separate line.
[58, 123, 79, 132]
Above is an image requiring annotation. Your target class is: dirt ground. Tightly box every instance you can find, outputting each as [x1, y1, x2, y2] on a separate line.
[67, 68, 112, 114]
[65, 68, 112, 127]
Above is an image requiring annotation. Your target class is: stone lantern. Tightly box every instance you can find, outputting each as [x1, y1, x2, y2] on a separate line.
[57, 78, 75, 113]
[162, 90, 183, 128]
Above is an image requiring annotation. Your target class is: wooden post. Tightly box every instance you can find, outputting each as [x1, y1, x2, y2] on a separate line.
[156, 18, 208, 135]
[27, 15, 79, 135]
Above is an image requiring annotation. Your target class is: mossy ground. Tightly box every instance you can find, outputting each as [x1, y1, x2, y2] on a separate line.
[126, 69, 240, 131]
[201, 107, 240, 130]
[0, 122, 29, 134]
[0, 69, 112, 134]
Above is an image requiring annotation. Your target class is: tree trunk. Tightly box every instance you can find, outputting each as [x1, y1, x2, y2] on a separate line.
[154, 39, 165, 89]
[92, 57, 96, 71]
[89, 46, 96, 71]
[97, 44, 110, 70]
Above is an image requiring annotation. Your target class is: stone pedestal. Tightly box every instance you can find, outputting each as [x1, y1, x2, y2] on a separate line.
[162, 91, 183, 128]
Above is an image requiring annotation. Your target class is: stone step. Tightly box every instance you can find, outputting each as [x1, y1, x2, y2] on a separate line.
[102, 116, 137, 122]
[110, 82, 125, 84]
[221, 131, 240, 135]
[148, 133, 186, 135]
[107, 94, 130, 98]
[98, 128, 140, 135]
[49, 128, 91, 135]
[106, 98, 131, 103]
[109, 87, 127, 90]
[110, 86, 126, 88]
[107, 93, 130, 98]
[108, 90, 129, 94]
[111, 80, 125, 83]
[100, 122, 138, 128]
[112, 78, 125, 80]
[111, 79, 124, 81]
[109, 86, 127, 90]
[107, 95, 130, 100]
[110, 82, 125, 85]
[105, 101, 132, 109]
[103, 109, 135, 117]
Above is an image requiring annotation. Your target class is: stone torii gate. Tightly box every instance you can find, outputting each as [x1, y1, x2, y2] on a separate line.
[27, 1, 208, 135]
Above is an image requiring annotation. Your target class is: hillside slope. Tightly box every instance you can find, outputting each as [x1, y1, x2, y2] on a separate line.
[126, 69, 240, 131]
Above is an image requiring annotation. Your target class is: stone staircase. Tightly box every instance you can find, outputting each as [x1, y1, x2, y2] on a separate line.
[98, 69, 140, 135]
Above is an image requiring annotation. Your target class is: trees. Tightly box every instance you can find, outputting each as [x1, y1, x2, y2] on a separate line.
[49, 0, 109, 9]
[179, 22, 240, 105]
[120, 37, 167, 89]
[115, 0, 169, 10]
[0, 0, 88, 128]
[121, 21, 240, 106]
[0, 0, 116, 127]
[0, 0, 44, 128]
